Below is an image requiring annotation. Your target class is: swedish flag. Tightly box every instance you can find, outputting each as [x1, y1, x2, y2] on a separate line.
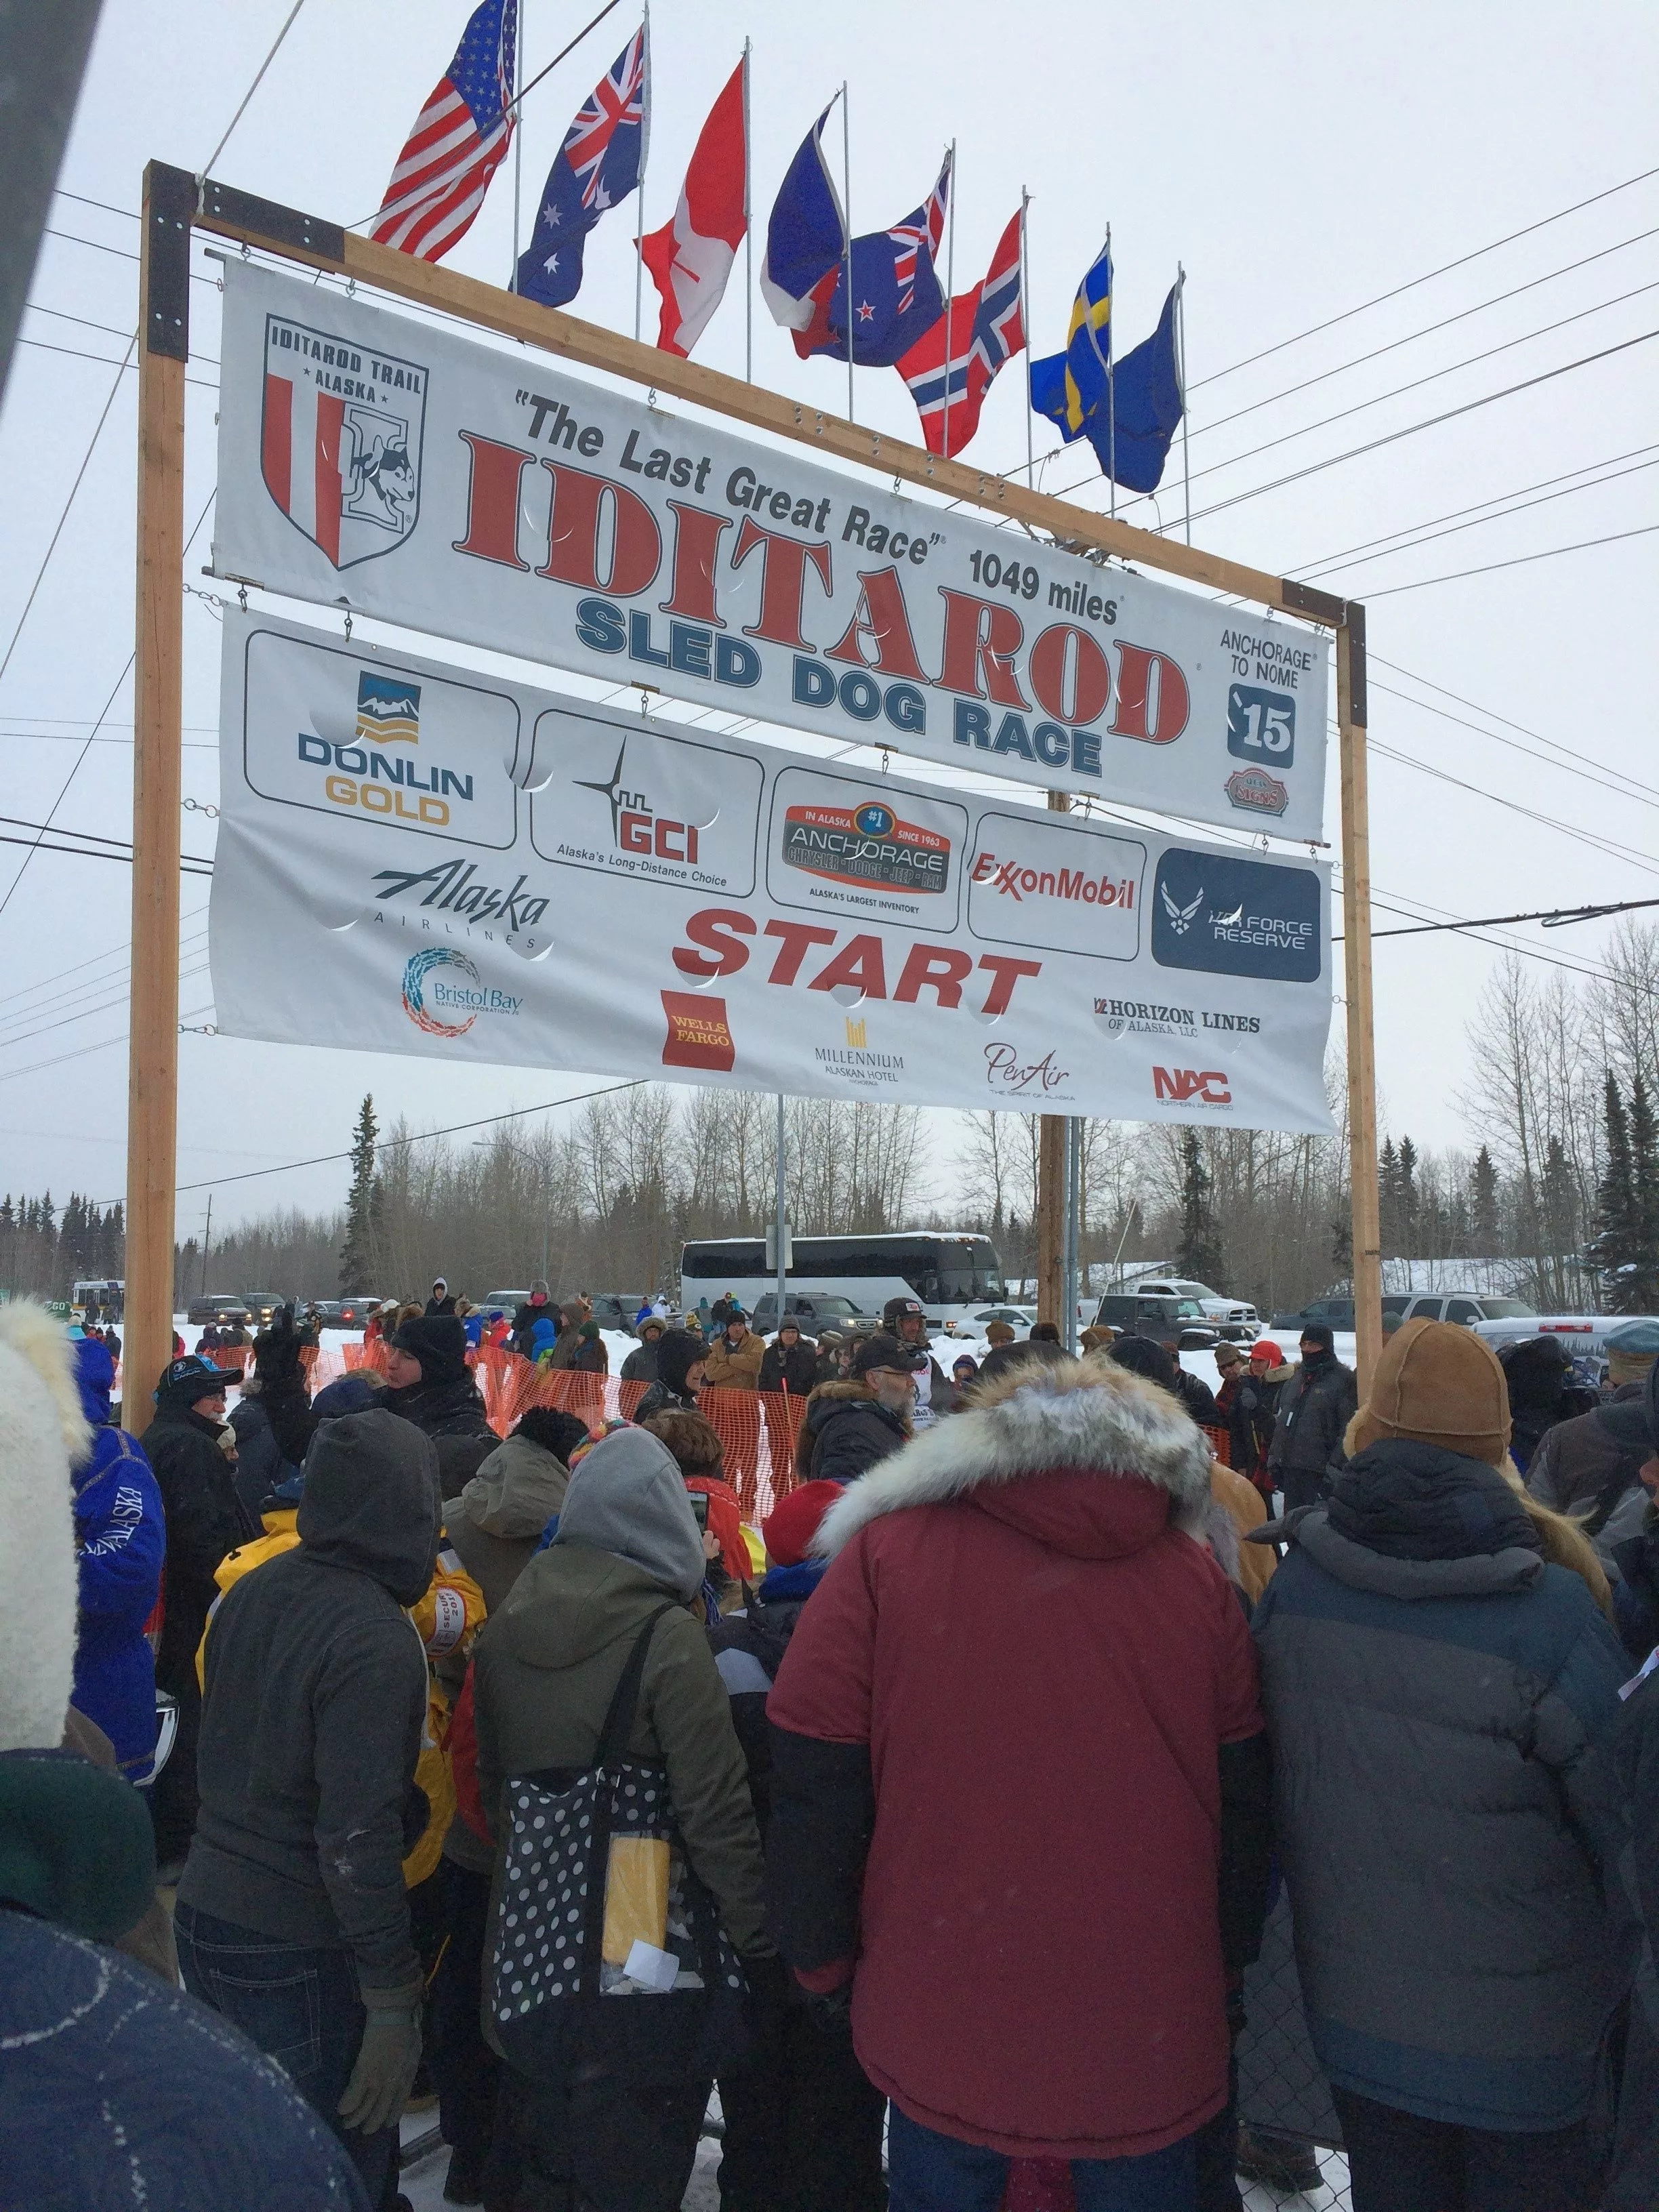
[1029, 239, 1112, 442]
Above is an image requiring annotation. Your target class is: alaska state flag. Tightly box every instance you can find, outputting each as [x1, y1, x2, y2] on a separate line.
[516, 26, 649, 308]
[896, 207, 1025, 457]
[1029, 238, 1111, 443]
[1093, 281, 1185, 491]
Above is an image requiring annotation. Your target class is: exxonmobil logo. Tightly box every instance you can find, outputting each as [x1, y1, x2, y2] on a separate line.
[1153, 1067, 1232, 1106]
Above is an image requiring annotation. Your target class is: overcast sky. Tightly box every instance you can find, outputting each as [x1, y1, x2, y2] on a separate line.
[2, 0, 1656, 1240]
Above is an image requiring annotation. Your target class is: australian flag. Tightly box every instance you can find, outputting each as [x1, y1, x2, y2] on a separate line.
[763, 117, 950, 368]
[516, 25, 649, 308]
[897, 207, 1025, 457]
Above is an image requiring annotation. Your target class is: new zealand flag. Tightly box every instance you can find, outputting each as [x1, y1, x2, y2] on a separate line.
[516, 26, 649, 308]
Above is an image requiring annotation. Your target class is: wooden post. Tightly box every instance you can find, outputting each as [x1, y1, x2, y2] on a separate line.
[1035, 792, 1071, 1326]
[1338, 606, 1382, 1392]
[124, 163, 191, 1434]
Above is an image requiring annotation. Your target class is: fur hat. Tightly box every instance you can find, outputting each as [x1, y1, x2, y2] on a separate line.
[984, 1320, 1016, 1346]
[0, 1303, 91, 1753]
[1351, 1317, 1511, 1465]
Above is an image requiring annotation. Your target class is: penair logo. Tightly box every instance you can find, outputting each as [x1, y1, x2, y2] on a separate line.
[780, 800, 950, 895]
[1151, 850, 1322, 983]
[985, 1043, 1070, 1096]
[402, 947, 522, 1038]
[661, 991, 736, 1071]
[261, 314, 427, 568]
[356, 670, 421, 745]
[1153, 1067, 1232, 1107]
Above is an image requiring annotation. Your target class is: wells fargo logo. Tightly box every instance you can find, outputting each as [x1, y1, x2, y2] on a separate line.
[661, 991, 736, 1071]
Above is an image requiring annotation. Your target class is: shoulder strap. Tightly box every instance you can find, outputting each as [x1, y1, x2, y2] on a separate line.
[596, 1604, 677, 1771]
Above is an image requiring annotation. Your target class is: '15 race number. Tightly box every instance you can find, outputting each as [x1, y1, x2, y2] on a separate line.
[1227, 683, 1296, 764]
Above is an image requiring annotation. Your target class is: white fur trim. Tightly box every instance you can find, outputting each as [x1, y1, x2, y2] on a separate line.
[0, 1302, 89, 1750]
[813, 1355, 1214, 1558]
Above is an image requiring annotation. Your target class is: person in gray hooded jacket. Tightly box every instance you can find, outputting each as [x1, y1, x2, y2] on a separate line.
[474, 1424, 769, 2212]
[1252, 1319, 1633, 2212]
[175, 1407, 441, 2209]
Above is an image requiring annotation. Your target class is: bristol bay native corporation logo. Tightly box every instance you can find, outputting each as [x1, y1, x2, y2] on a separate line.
[1151, 850, 1322, 983]
[355, 670, 421, 745]
[661, 991, 737, 1071]
[401, 947, 523, 1039]
[261, 313, 427, 569]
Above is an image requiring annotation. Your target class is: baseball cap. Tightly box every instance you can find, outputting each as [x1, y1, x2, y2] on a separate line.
[853, 1332, 928, 1378]
[882, 1296, 925, 1328]
[155, 1353, 227, 1406]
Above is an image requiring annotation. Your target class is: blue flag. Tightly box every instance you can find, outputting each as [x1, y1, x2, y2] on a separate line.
[1029, 239, 1111, 443]
[759, 106, 846, 351]
[516, 26, 649, 308]
[1087, 282, 1184, 493]
[762, 128, 949, 368]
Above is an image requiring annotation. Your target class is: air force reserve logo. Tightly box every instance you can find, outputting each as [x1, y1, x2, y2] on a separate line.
[261, 313, 427, 569]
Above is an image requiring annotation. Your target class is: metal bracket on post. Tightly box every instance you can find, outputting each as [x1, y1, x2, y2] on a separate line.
[197, 178, 346, 265]
[144, 161, 195, 361]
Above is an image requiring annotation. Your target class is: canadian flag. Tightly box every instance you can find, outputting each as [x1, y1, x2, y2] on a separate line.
[639, 55, 747, 359]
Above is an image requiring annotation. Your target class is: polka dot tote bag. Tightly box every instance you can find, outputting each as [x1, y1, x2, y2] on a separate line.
[489, 1605, 749, 2081]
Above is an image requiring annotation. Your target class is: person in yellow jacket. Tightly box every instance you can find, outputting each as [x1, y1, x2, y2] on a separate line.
[199, 1440, 486, 1888]
[702, 1309, 766, 1391]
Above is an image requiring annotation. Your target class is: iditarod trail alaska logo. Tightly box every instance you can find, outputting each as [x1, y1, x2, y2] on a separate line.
[260, 312, 427, 569]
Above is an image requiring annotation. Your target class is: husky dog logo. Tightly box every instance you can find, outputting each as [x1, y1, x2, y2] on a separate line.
[403, 947, 481, 1038]
[356, 671, 421, 745]
[261, 313, 427, 569]
[1160, 881, 1204, 935]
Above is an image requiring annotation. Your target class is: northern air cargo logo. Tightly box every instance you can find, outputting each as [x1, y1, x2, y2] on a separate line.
[261, 312, 426, 569]
[356, 670, 420, 744]
[401, 947, 522, 1038]
[780, 800, 950, 895]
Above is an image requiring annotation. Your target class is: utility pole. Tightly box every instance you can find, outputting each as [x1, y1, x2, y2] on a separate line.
[200, 1193, 212, 1301]
[773, 1093, 788, 1322]
[1036, 791, 1071, 1328]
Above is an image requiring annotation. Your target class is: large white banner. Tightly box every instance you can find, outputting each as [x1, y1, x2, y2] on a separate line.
[209, 611, 1334, 1132]
[211, 262, 1330, 842]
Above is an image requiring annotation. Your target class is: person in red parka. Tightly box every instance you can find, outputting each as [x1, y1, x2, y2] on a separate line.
[766, 1353, 1272, 2211]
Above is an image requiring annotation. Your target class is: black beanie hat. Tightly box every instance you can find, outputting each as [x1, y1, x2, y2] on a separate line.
[392, 1312, 468, 1387]
[1107, 1332, 1181, 1395]
[652, 1328, 705, 1400]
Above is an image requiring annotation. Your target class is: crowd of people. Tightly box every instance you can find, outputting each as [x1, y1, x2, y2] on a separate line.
[5, 1281, 1659, 2212]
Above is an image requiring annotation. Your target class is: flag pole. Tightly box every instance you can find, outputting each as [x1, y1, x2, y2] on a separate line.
[941, 141, 956, 459]
[1020, 186, 1034, 489]
[840, 81, 853, 422]
[1176, 264, 1191, 546]
[510, 0, 524, 290]
[1105, 219, 1115, 520]
[742, 37, 752, 383]
[633, 0, 651, 345]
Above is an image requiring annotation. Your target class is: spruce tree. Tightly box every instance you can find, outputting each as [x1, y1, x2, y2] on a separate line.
[1593, 1074, 1641, 1309]
[1628, 1072, 1659, 1309]
[339, 1095, 382, 1294]
[1397, 1136, 1420, 1261]
[1174, 1130, 1225, 1285]
[1470, 1147, 1501, 1252]
[1378, 1137, 1400, 1257]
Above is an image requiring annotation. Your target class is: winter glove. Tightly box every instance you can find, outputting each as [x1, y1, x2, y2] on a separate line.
[801, 1982, 854, 2040]
[337, 1999, 422, 2134]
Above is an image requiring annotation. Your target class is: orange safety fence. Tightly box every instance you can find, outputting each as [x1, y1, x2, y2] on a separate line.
[1204, 1422, 1231, 1469]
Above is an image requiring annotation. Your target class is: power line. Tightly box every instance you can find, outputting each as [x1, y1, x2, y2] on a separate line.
[1368, 679, 1659, 815]
[1190, 163, 1659, 390]
[1368, 739, 1659, 876]
[1363, 521, 1659, 596]
[1190, 226, 1659, 441]
[0, 830, 215, 877]
[1056, 283, 1659, 511]
[1355, 895, 1659, 940]
[13, 335, 220, 390]
[200, 0, 308, 180]
[0, 929, 211, 1023]
[0, 964, 211, 1052]
[90, 1077, 653, 1205]
[1289, 449, 1659, 579]
[53, 188, 139, 222]
[39, 226, 218, 283]
[1179, 326, 1659, 529]
[0, 1006, 218, 1091]
[1372, 651, 1645, 798]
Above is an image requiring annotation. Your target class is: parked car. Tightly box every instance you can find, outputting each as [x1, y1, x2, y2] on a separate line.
[337, 1294, 381, 1328]
[1471, 1312, 1650, 1366]
[1094, 1292, 1210, 1339]
[748, 1292, 877, 1336]
[1396, 1292, 1536, 1326]
[186, 1292, 251, 1326]
[482, 1289, 532, 1317]
[942, 1304, 1039, 1340]
[241, 1290, 285, 1326]
[1118, 1277, 1259, 1336]
[307, 1300, 344, 1327]
[1269, 1294, 1414, 1333]
[587, 1293, 647, 1332]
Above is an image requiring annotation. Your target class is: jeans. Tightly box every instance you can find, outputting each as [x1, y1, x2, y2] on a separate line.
[174, 1903, 397, 2209]
[886, 2106, 1197, 2212]
[1330, 2087, 1599, 2212]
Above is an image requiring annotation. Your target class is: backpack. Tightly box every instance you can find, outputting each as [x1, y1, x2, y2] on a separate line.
[489, 1606, 749, 2085]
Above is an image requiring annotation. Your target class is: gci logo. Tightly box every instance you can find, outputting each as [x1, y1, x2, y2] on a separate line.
[1153, 1067, 1232, 1106]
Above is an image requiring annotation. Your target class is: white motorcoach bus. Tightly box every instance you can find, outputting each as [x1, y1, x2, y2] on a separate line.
[680, 1231, 1006, 1331]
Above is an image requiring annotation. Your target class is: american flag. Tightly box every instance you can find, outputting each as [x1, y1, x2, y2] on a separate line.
[565, 27, 648, 212]
[890, 153, 951, 316]
[371, 0, 518, 261]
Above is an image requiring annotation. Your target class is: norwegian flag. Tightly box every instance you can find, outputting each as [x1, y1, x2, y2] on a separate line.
[371, 0, 518, 262]
[896, 208, 1026, 457]
[516, 26, 650, 308]
[892, 156, 951, 316]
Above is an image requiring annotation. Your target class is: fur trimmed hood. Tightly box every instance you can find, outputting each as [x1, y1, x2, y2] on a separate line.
[0, 1303, 91, 1753]
[814, 1354, 1213, 1561]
